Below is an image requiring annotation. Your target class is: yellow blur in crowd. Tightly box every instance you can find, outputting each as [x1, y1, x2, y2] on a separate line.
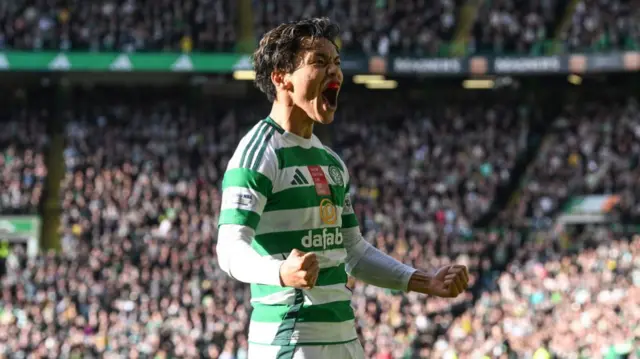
[181, 36, 193, 53]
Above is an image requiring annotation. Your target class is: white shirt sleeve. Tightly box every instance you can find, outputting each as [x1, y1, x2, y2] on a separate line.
[216, 224, 284, 286]
[342, 227, 416, 291]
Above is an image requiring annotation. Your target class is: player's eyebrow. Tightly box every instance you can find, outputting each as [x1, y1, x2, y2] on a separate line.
[312, 52, 340, 62]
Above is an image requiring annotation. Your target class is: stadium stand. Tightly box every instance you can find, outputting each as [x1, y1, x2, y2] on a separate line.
[253, 0, 461, 56]
[503, 97, 640, 226]
[471, 0, 570, 54]
[442, 228, 640, 359]
[0, 0, 237, 51]
[564, 0, 640, 52]
[1, 1, 640, 358]
[0, 0, 635, 56]
[0, 108, 48, 215]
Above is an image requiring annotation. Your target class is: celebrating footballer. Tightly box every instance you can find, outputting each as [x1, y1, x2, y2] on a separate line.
[216, 17, 470, 359]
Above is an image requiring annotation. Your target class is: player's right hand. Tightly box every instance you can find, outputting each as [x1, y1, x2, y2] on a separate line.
[279, 249, 319, 289]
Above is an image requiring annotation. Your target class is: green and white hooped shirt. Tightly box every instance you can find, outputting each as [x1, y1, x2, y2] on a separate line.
[218, 117, 360, 346]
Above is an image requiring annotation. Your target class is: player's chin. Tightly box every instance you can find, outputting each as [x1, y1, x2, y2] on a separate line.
[314, 100, 337, 124]
[315, 112, 335, 124]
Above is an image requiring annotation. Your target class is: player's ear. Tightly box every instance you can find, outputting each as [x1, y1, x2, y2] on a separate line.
[271, 70, 293, 92]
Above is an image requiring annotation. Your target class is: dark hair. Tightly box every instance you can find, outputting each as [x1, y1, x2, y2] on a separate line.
[253, 17, 340, 102]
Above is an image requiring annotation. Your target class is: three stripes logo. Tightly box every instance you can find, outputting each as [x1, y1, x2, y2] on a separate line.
[291, 169, 309, 185]
[239, 122, 276, 171]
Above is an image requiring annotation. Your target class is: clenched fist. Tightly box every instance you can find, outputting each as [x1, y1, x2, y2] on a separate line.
[408, 264, 470, 298]
[279, 249, 320, 289]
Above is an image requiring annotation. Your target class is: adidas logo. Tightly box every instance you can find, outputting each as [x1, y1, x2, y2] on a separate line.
[290, 169, 309, 185]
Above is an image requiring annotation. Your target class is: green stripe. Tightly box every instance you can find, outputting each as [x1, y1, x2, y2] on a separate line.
[218, 209, 261, 230]
[271, 289, 304, 346]
[295, 169, 309, 184]
[252, 228, 344, 255]
[245, 123, 270, 168]
[276, 146, 343, 169]
[252, 127, 276, 171]
[275, 345, 296, 359]
[250, 338, 358, 347]
[251, 264, 348, 298]
[265, 185, 345, 212]
[292, 171, 302, 184]
[222, 168, 273, 197]
[252, 300, 354, 323]
[243, 122, 269, 168]
[264, 117, 285, 134]
[240, 122, 266, 168]
[341, 213, 359, 229]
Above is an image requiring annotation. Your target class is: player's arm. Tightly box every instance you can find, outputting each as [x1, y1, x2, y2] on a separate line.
[340, 183, 414, 291]
[216, 163, 285, 286]
[216, 138, 319, 289]
[217, 224, 319, 288]
[341, 183, 469, 297]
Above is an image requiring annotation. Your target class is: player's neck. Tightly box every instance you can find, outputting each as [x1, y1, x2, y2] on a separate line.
[269, 102, 314, 139]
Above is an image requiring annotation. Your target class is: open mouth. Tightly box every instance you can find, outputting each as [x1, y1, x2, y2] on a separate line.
[321, 82, 340, 109]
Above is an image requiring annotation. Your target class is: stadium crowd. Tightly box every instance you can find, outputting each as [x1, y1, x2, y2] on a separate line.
[442, 228, 640, 359]
[253, 0, 461, 56]
[2, 0, 638, 55]
[471, 0, 568, 54]
[0, 109, 48, 215]
[564, 0, 640, 52]
[0, 0, 237, 52]
[504, 97, 640, 227]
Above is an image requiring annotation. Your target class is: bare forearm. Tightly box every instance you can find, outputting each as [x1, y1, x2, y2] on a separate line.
[406, 271, 436, 294]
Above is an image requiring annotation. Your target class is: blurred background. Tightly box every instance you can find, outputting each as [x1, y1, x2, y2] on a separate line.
[0, 0, 639, 358]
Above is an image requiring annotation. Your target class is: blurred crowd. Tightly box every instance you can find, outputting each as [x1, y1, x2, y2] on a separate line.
[564, 0, 640, 52]
[471, 0, 568, 54]
[0, 109, 48, 215]
[0, 0, 237, 52]
[1, 90, 639, 358]
[3, 99, 244, 358]
[1, 0, 638, 55]
[505, 97, 640, 227]
[442, 227, 640, 359]
[253, 0, 461, 56]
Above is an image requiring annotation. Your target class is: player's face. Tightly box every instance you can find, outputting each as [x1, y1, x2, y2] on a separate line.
[287, 38, 343, 124]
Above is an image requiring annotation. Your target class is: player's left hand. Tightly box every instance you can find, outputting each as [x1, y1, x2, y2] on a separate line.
[408, 265, 469, 298]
